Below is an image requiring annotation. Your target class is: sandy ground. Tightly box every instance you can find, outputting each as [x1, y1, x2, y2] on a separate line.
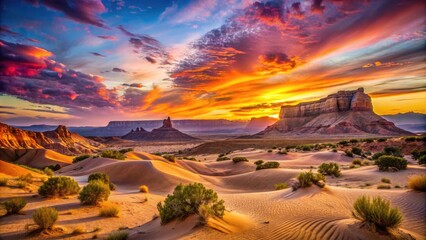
[0, 148, 425, 240]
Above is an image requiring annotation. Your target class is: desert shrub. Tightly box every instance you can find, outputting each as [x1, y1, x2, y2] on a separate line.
[350, 139, 359, 143]
[375, 156, 407, 171]
[267, 149, 273, 153]
[404, 136, 416, 142]
[256, 161, 280, 170]
[363, 138, 374, 143]
[339, 140, 349, 146]
[73, 154, 91, 163]
[118, 148, 133, 154]
[273, 183, 289, 190]
[163, 155, 176, 162]
[79, 180, 110, 205]
[384, 146, 402, 157]
[106, 231, 128, 240]
[183, 157, 196, 161]
[318, 163, 341, 177]
[0, 178, 8, 186]
[418, 155, 426, 165]
[139, 185, 149, 193]
[301, 145, 312, 151]
[377, 184, 391, 189]
[272, 146, 277, 149]
[352, 159, 362, 165]
[101, 150, 126, 160]
[16, 181, 26, 188]
[297, 170, 326, 188]
[216, 156, 230, 161]
[254, 160, 264, 165]
[218, 153, 226, 157]
[351, 147, 362, 155]
[44, 164, 61, 171]
[278, 149, 287, 154]
[33, 207, 58, 230]
[156, 183, 225, 224]
[99, 203, 120, 217]
[381, 178, 391, 184]
[232, 157, 248, 163]
[18, 173, 33, 184]
[88, 173, 116, 191]
[361, 160, 372, 166]
[38, 176, 80, 197]
[411, 150, 426, 160]
[377, 138, 387, 142]
[331, 148, 337, 152]
[4, 197, 27, 214]
[352, 196, 402, 231]
[372, 152, 386, 160]
[407, 175, 426, 191]
[44, 167, 54, 176]
[344, 150, 353, 157]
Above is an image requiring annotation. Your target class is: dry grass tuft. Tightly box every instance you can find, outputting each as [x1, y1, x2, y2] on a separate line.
[407, 175, 426, 191]
[99, 202, 120, 217]
[139, 185, 149, 193]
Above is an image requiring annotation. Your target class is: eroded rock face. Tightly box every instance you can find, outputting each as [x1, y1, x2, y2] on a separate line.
[0, 122, 101, 154]
[256, 88, 413, 137]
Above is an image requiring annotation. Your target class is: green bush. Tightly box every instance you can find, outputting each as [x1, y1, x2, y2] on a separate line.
[338, 140, 349, 146]
[384, 146, 402, 157]
[119, 148, 133, 154]
[163, 155, 176, 162]
[4, 197, 27, 214]
[256, 161, 280, 170]
[106, 231, 128, 240]
[267, 149, 273, 153]
[216, 156, 230, 161]
[372, 152, 386, 160]
[352, 159, 362, 165]
[352, 196, 402, 231]
[344, 150, 353, 157]
[404, 137, 416, 142]
[377, 138, 387, 142]
[411, 150, 426, 160]
[44, 164, 61, 171]
[350, 139, 359, 143]
[375, 156, 407, 171]
[88, 173, 115, 191]
[407, 175, 426, 191]
[101, 150, 126, 160]
[33, 207, 58, 230]
[418, 155, 426, 165]
[254, 160, 264, 165]
[273, 183, 288, 190]
[318, 163, 341, 177]
[78, 180, 110, 205]
[156, 183, 225, 224]
[301, 145, 312, 151]
[73, 154, 91, 163]
[232, 157, 248, 163]
[38, 176, 80, 197]
[44, 167, 54, 176]
[351, 147, 362, 155]
[297, 170, 326, 188]
[363, 138, 374, 143]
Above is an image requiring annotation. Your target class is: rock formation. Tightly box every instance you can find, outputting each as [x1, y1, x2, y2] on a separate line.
[122, 117, 199, 141]
[0, 123, 102, 154]
[244, 116, 277, 133]
[255, 88, 413, 137]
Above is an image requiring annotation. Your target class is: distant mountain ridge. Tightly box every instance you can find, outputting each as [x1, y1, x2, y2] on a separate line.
[0, 122, 102, 155]
[382, 112, 426, 133]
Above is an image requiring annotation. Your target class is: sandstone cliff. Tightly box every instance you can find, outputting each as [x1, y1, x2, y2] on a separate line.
[0, 123, 102, 154]
[122, 117, 199, 141]
[245, 116, 277, 133]
[256, 88, 413, 137]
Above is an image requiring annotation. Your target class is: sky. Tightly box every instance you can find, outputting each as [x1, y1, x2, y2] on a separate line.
[0, 0, 425, 126]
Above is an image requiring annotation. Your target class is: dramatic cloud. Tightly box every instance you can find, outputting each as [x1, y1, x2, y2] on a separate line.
[0, 40, 117, 109]
[97, 35, 117, 41]
[91, 52, 106, 57]
[25, 0, 107, 27]
[117, 25, 171, 65]
[122, 83, 143, 88]
[112, 67, 127, 73]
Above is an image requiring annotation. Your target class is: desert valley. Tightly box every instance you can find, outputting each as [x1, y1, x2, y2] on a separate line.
[1, 1, 425, 239]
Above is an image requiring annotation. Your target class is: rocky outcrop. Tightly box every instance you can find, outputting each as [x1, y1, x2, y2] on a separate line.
[122, 117, 199, 141]
[0, 123, 102, 154]
[255, 88, 413, 137]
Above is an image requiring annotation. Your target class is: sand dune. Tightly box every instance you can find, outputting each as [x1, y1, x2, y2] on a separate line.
[0, 160, 44, 178]
[125, 151, 165, 161]
[0, 148, 73, 168]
